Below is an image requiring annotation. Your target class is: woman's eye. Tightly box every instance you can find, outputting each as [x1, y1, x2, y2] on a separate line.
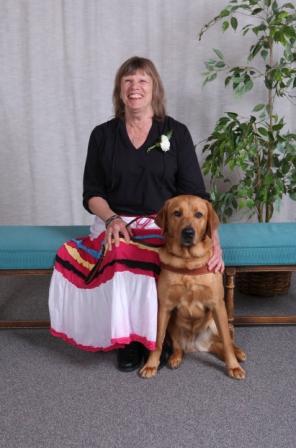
[195, 212, 203, 219]
[173, 210, 182, 217]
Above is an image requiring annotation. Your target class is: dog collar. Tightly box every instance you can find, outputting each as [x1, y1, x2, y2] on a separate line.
[160, 262, 212, 276]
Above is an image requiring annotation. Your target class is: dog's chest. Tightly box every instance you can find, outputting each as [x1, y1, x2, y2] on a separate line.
[176, 301, 206, 322]
[165, 278, 212, 320]
[178, 277, 214, 305]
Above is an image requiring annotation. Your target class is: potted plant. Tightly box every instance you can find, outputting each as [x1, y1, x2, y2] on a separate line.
[199, 0, 296, 295]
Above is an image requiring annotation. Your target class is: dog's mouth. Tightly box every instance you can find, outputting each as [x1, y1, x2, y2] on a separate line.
[180, 226, 195, 247]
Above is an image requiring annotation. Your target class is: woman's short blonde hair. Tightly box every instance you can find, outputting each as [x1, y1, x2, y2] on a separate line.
[113, 56, 166, 120]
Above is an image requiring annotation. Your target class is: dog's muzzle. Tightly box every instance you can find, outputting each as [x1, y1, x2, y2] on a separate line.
[181, 226, 195, 246]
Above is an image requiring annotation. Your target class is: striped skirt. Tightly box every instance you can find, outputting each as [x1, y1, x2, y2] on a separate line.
[49, 216, 164, 352]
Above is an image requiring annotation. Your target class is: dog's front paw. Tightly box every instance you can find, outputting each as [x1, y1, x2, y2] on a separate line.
[228, 365, 246, 380]
[139, 363, 158, 379]
[168, 353, 183, 369]
[234, 345, 247, 362]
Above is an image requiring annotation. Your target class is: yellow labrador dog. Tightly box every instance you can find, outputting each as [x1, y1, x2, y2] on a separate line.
[139, 195, 246, 380]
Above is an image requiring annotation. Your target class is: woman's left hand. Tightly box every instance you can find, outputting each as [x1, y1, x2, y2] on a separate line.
[207, 229, 224, 273]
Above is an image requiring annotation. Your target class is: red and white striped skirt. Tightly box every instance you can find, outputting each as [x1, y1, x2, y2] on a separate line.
[49, 216, 164, 352]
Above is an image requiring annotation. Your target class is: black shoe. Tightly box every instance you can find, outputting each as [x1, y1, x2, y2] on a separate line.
[117, 341, 143, 372]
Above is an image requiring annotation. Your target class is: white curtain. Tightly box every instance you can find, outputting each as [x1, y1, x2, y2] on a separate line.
[0, 0, 295, 225]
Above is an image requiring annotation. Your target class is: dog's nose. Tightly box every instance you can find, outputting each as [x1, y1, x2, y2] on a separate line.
[181, 226, 195, 246]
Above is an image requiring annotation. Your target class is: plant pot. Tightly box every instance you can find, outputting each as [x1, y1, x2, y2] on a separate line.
[237, 271, 292, 297]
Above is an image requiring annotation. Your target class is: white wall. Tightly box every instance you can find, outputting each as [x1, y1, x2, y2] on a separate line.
[0, 0, 295, 224]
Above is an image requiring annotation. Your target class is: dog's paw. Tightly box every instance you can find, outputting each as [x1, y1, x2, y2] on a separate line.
[139, 364, 158, 379]
[167, 354, 183, 369]
[228, 365, 246, 380]
[234, 346, 247, 362]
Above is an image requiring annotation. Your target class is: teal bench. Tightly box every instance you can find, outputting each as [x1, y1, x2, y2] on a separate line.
[219, 223, 296, 330]
[0, 226, 89, 328]
[0, 223, 296, 329]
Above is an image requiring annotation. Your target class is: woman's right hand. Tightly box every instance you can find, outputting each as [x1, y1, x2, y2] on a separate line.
[105, 217, 131, 250]
[87, 197, 132, 250]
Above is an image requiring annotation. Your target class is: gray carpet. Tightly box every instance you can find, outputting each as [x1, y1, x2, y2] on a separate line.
[1, 275, 296, 448]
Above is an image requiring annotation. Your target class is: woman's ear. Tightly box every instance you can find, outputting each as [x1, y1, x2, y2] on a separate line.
[206, 201, 220, 238]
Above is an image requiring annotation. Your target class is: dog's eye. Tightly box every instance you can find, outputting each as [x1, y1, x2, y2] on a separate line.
[173, 210, 182, 217]
[195, 211, 203, 219]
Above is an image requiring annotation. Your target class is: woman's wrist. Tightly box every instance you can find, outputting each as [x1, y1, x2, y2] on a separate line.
[105, 214, 122, 228]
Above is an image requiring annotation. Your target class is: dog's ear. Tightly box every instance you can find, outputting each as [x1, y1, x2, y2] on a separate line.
[155, 201, 169, 232]
[206, 201, 220, 238]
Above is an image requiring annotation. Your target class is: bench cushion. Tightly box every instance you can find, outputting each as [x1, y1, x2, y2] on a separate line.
[0, 223, 296, 270]
[0, 226, 89, 269]
[219, 222, 296, 266]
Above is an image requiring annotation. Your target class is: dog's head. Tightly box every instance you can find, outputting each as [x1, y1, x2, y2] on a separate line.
[156, 195, 219, 251]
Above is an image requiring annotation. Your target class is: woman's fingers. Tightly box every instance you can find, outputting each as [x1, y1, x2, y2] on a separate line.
[106, 219, 130, 249]
[119, 223, 131, 243]
[208, 230, 225, 273]
[208, 248, 225, 273]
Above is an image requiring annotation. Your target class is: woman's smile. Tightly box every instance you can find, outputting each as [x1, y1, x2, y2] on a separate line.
[121, 70, 153, 112]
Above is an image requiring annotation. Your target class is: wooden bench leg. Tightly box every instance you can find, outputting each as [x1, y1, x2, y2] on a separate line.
[224, 267, 236, 339]
[224, 266, 296, 327]
[0, 270, 52, 329]
[0, 320, 50, 329]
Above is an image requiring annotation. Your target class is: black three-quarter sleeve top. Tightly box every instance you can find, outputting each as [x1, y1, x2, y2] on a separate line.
[83, 115, 210, 216]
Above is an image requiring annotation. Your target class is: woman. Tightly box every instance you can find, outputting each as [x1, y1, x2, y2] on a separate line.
[49, 56, 224, 372]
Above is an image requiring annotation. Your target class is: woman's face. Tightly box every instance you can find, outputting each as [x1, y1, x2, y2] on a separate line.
[120, 69, 153, 115]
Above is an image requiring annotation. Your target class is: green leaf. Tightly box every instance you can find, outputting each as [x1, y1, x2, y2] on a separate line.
[252, 8, 263, 15]
[213, 48, 224, 60]
[238, 199, 246, 209]
[166, 130, 173, 139]
[246, 199, 255, 208]
[273, 69, 282, 81]
[202, 72, 218, 86]
[220, 8, 230, 17]
[261, 49, 269, 60]
[222, 21, 229, 32]
[207, 73, 217, 82]
[282, 3, 295, 9]
[272, 0, 279, 12]
[253, 103, 265, 112]
[282, 26, 296, 40]
[231, 17, 238, 30]
[248, 42, 263, 61]
[205, 59, 216, 69]
[225, 76, 232, 86]
[272, 122, 284, 131]
[244, 78, 254, 92]
[258, 127, 269, 136]
[264, 77, 273, 89]
[226, 112, 238, 119]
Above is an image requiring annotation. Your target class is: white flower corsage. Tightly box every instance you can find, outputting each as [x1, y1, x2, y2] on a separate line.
[147, 130, 173, 153]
